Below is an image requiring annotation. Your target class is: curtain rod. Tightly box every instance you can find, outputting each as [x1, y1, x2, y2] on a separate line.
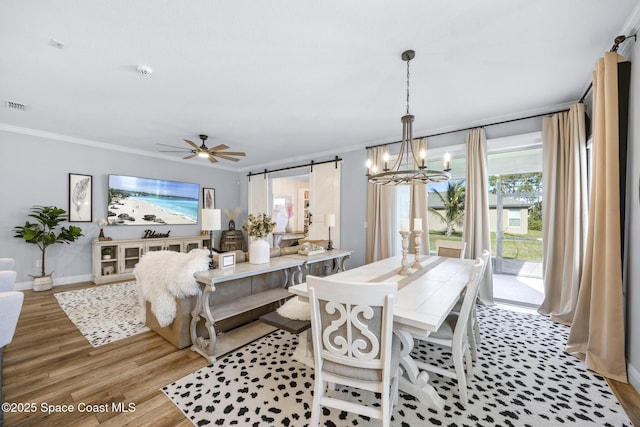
[365, 108, 569, 150]
[578, 33, 636, 104]
[247, 155, 342, 179]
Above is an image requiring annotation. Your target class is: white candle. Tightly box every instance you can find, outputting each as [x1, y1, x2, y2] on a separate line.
[400, 218, 410, 232]
[414, 218, 422, 231]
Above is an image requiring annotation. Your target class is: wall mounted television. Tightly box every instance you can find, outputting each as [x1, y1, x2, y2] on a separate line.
[108, 175, 199, 225]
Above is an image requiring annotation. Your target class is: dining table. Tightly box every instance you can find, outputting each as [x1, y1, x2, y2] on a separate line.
[288, 254, 475, 410]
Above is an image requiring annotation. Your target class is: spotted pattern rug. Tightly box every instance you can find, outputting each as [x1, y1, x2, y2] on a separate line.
[162, 306, 632, 426]
[54, 281, 149, 347]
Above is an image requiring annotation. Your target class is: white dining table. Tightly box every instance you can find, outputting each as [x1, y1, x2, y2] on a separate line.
[288, 254, 475, 410]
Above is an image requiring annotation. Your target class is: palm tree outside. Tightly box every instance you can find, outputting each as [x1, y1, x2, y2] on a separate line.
[429, 180, 465, 236]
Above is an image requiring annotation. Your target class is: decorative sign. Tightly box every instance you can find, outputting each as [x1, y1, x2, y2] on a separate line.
[142, 229, 171, 239]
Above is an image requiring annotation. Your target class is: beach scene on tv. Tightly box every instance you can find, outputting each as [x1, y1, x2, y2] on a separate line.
[108, 175, 199, 225]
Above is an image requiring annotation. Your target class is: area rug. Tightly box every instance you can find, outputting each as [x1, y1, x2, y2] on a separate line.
[54, 281, 149, 347]
[162, 306, 632, 426]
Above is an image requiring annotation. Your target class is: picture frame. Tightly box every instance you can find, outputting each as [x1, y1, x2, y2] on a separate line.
[203, 187, 215, 209]
[217, 252, 236, 269]
[69, 173, 93, 222]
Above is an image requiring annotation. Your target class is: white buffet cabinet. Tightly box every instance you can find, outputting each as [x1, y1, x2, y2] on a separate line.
[92, 235, 210, 284]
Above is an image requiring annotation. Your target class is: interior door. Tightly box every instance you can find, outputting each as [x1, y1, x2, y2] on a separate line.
[308, 161, 341, 247]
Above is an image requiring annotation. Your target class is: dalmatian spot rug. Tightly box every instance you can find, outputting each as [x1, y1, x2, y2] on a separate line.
[54, 281, 149, 347]
[162, 306, 632, 426]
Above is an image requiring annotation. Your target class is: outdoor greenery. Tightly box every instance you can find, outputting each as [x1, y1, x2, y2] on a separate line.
[428, 180, 465, 236]
[488, 172, 543, 231]
[428, 230, 543, 262]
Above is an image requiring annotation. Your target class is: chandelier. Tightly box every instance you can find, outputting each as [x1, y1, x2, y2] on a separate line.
[366, 50, 451, 185]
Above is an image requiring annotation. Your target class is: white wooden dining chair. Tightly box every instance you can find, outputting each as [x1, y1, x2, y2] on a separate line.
[307, 275, 400, 427]
[450, 249, 490, 362]
[410, 258, 485, 405]
[435, 240, 467, 258]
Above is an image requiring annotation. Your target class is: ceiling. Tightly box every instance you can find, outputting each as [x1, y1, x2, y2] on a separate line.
[1, 0, 639, 171]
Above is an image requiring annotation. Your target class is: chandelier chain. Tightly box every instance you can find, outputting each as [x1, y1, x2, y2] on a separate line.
[406, 56, 411, 115]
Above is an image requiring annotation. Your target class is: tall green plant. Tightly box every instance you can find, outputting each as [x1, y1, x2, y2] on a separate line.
[429, 181, 466, 236]
[14, 206, 83, 277]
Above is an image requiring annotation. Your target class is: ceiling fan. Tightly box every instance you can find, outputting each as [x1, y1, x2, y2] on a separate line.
[158, 134, 246, 163]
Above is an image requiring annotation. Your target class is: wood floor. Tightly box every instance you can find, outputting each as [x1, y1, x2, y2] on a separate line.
[3, 281, 640, 426]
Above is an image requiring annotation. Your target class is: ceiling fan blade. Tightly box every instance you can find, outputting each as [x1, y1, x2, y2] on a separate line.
[183, 139, 200, 150]
[213, 153, 242, 162]
[214, 151, 245, 157]
[207, 144, 229, 153]
[183, 153, 198, 160]
[158, 143, 190, 150]
[207, 154, 218, 164]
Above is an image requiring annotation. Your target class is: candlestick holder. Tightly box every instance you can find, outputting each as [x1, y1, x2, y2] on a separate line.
[398, 231, 411, 275]
[412, 230, 422, 269]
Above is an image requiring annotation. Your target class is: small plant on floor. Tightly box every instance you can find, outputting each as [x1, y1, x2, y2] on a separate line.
[14, 205, 84, 278]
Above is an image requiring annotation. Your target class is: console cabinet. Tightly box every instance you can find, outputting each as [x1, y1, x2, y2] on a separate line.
[92, 236, 209, 284]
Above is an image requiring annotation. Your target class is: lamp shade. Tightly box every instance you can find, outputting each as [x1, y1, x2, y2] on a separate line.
[325, 213, 335, 227]
[201, 209, 221, 231]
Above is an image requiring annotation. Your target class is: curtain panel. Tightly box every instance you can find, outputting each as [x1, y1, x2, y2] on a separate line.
[538, 104, 588, 325]
[566, 52, 628, 383]
[366, 146, 394, 263]
[463, 128, 494, 304]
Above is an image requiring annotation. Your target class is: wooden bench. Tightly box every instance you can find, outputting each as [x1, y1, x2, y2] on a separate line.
[259, 310, 311, 334]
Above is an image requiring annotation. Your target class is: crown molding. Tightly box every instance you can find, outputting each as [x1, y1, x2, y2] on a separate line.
[0, 123, 238, 172]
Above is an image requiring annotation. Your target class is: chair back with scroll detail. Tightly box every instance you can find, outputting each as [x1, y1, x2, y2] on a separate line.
[307, 275, 400, 427]
[435, 240, 467, 258]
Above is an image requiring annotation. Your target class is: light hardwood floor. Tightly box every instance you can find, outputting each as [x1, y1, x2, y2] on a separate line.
[3, 281, 640, 426]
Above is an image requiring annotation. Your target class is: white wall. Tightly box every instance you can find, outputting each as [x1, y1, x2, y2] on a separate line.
[625, 40, 640, 392]
[0, 130, 242, 289]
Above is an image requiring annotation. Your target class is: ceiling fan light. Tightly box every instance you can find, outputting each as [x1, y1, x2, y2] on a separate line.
[197, 151, 209, 158]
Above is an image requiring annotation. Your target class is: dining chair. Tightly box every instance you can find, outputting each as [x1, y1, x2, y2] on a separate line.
[0, 291, 24, 427]
[410, 257, 485, 405]
[449, 249, 490, 362]
[307, 275, 400, 427]
[435, 240, 467, 258]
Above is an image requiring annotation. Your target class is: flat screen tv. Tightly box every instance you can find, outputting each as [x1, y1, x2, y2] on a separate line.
[108, 175, 199, 225]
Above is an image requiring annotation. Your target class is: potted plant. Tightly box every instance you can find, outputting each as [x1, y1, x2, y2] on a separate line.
[243, 213, 275, 264]
[102, 247, 113, 260]
[14, 205, 84, 291]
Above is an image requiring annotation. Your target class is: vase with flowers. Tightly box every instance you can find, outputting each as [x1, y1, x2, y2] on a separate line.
[243, 213, 275, 264]
[285, 203, 294, 233]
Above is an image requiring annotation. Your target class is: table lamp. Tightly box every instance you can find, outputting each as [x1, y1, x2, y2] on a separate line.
[201, 208, 222, 268]
[325, 213, 335, 250]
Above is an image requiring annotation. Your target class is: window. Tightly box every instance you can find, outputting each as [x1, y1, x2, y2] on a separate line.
[508, 209, 521, 227]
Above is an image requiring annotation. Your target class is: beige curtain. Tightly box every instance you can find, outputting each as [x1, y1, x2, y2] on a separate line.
[463, 128, 494, 304]
[366, 146, 394, 263]
[566, 52, 628, 383]
[538, 104, 588, 325]
[410, 138, 429, 255]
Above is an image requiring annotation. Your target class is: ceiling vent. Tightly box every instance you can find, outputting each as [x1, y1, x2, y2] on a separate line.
[5, 101, 27, 111]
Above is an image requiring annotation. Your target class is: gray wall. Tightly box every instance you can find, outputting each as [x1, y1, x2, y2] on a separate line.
[0, 130, 242, 288]
[625, 40, 640, 391]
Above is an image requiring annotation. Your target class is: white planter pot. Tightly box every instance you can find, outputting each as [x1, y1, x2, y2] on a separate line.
[102, 254, 112, 260]
[33, 275, 53, 292]
[249, 238, 270, 264]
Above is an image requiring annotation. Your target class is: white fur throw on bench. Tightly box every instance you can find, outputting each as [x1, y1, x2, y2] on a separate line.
[135, 249, 210, 327]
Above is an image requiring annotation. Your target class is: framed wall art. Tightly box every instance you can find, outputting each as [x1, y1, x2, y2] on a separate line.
[69, 173, 93, 222]
[203, 187, 215, 209]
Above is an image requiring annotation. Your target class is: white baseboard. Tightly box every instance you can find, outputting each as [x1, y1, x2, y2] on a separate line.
[628, 361, 640, 393]
[14, 274, 93, 291]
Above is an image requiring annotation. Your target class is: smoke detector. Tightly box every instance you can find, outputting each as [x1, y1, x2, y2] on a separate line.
[136, 65, 153, 76]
